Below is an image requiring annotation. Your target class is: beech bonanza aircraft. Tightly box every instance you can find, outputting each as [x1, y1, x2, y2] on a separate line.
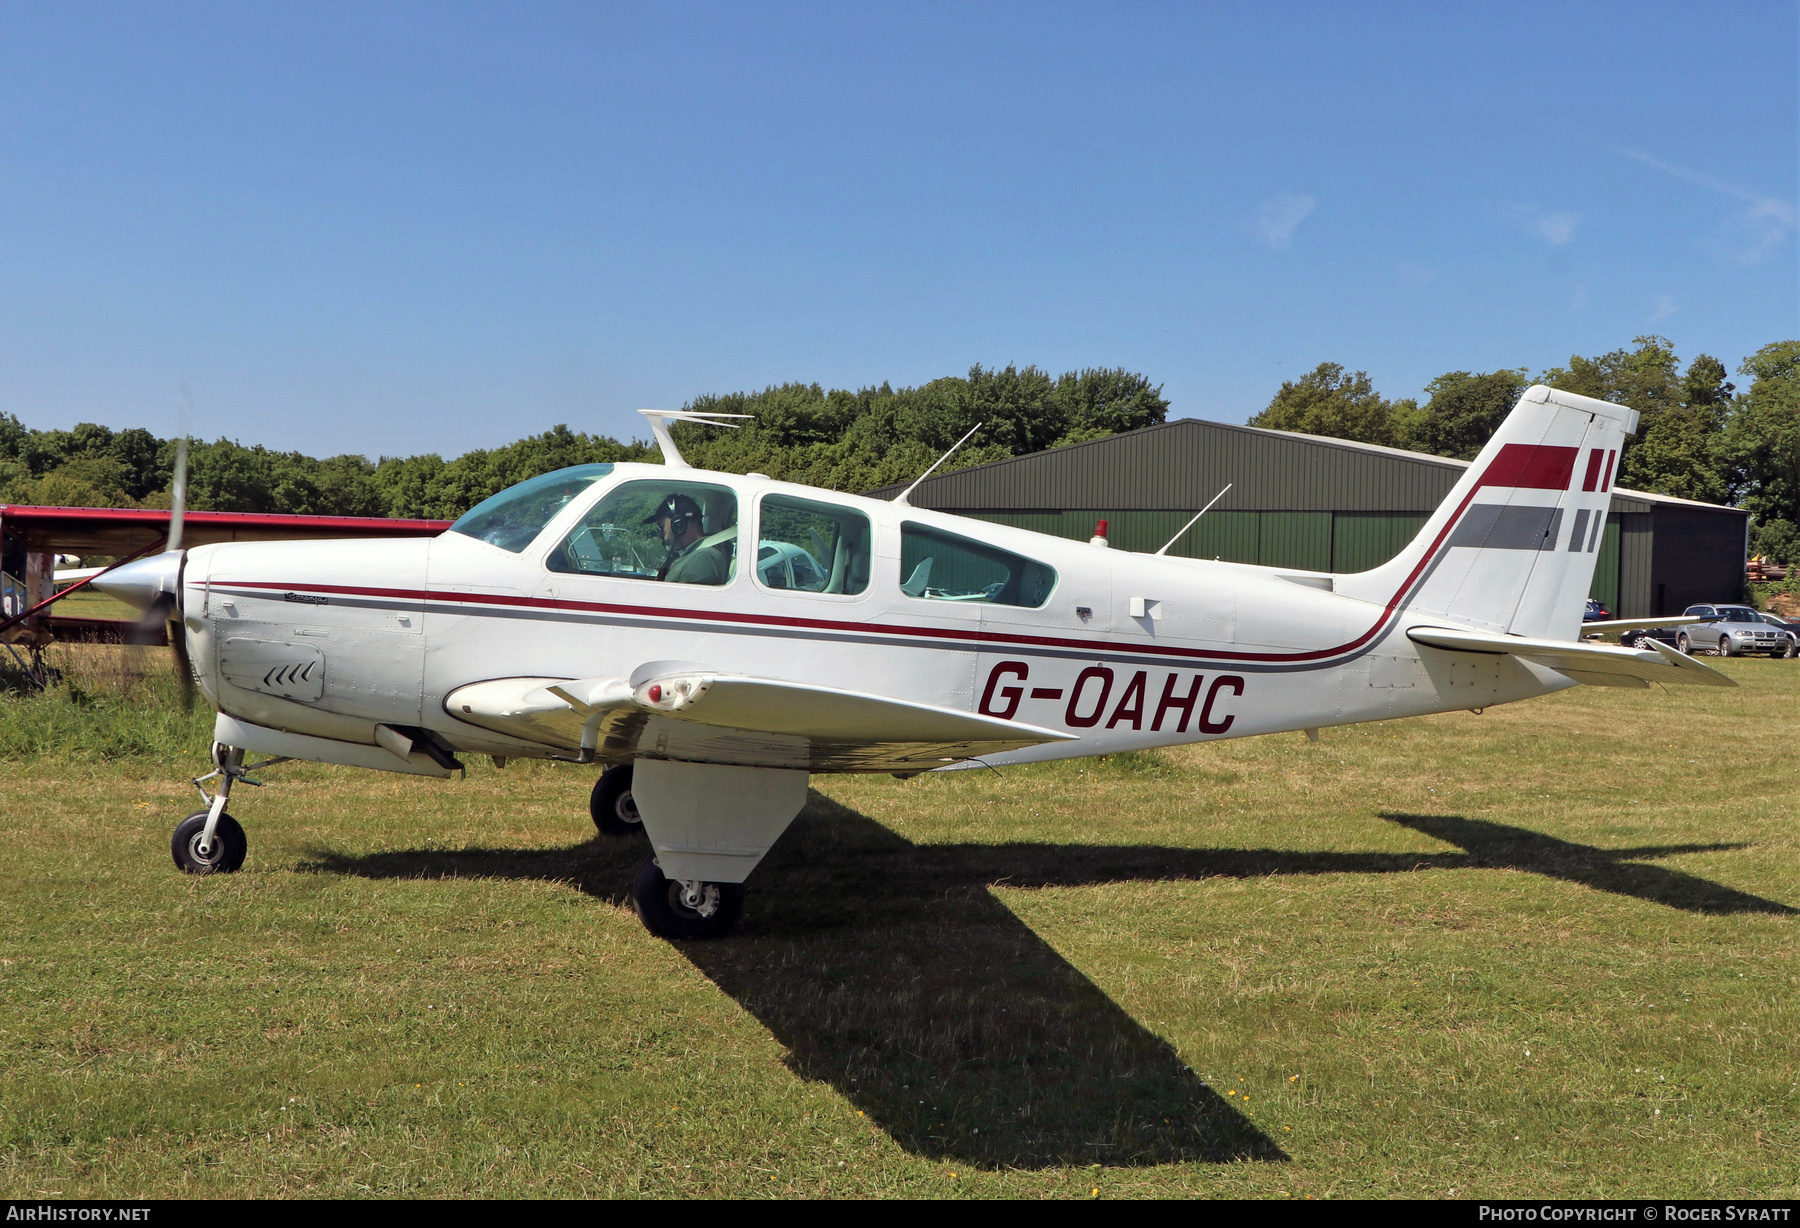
[92, 387, 1731, 938]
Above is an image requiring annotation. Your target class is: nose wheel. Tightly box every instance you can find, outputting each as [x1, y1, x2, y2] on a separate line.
[630, 857, 743, 939]
[170, 743, 290, 876]
[172, 810, 246, 874]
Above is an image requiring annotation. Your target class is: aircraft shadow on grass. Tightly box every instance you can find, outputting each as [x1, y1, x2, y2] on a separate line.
[309, 795, 1791, 1170]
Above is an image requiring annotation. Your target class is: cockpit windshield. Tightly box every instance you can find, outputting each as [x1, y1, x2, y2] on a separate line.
[448, 464, 615, 553]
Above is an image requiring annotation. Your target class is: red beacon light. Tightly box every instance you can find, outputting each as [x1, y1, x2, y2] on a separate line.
[1089, 518, 1109, 548]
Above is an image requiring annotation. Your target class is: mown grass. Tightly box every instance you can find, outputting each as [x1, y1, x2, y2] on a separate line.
[0, 646, 1795, 1198]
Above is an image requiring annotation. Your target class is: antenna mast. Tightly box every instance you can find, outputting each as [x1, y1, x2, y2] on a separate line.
[1155, 483, 1233, 556]
[637, 409, 752, 469]
[894, 422, 983, 507]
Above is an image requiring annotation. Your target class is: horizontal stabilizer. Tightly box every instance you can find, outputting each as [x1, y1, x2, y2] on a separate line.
[446, 669, 1076, 771]
[1580, 616, 1698, 640]
[1407, 625, 1736, 688]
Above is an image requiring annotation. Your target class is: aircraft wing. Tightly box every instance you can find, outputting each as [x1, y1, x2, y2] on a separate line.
[446, 670, 1077, 772]
[1407, 626, 1736, 689]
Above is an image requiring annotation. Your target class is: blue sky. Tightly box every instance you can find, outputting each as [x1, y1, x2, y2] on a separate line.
[0, 1, 1794, 458]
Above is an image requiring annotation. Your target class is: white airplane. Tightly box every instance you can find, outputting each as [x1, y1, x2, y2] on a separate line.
[92, 387, 1731, 938]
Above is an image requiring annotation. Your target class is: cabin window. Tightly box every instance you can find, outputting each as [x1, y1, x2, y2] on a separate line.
[546, 479, 738, 585]
[899, 524, 1057, 608]
[754, 495, 871, 596]
[448, 464, 615, 553]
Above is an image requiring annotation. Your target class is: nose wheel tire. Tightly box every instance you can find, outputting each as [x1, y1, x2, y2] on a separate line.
[171, 811, 246, 875]
[629, 857, 743, 939]
[590, 765, 643, 837]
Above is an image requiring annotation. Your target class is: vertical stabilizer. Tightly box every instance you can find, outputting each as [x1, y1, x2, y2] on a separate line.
[1335, 386, 1637, 641]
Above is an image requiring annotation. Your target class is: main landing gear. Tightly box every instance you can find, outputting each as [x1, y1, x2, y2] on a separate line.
[591, 764, 739, 938]
[590, 764, 643, 837]
[171, 744, 288, 875]
[629, 856, 744, 940]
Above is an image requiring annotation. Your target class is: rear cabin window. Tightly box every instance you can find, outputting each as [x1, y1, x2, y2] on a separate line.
[899, 524, 1056, 608]
[546, 479, 738, 585]
[755, 494, 872, 596]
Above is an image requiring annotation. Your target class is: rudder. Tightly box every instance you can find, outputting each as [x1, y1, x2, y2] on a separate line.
[1335, 385, 1637, 641]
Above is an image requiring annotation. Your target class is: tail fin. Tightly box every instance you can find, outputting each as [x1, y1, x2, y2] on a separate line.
[1336, 385, 1637, 641]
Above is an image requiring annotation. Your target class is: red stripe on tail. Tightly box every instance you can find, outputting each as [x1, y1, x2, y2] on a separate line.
[1582, 448, 1605, 492]
[1478, 444, 1579, 491]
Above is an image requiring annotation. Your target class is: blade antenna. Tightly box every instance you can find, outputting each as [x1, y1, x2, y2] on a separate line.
[637, 409, 752, 469]
[893, 423, 983, 507]
[1155, 483, 1232, 556]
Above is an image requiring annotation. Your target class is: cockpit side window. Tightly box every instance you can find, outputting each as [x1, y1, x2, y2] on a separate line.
[546, 479, 738, 585]
[754, 494, 871, 596]
[899, 523, 1056, 608]
[448, 464, 615, 553]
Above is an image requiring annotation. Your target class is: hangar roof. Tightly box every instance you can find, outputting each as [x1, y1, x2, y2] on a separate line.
[867, 416, 1749, 518]
[0, 505, 452, 555]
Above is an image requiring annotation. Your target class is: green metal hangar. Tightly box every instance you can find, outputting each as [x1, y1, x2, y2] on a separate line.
[871, 418, 1750, 619]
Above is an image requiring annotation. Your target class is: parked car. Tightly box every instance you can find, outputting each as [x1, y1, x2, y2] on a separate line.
[1656, 604, 1798, 657]
[1583, 598, 1612, 622]
[1757, 610, 1800, 639]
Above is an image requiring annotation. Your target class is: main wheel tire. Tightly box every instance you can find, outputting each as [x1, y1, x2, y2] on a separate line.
[590, 765, 643, 837]
[1720, 635, 1734, 657]
[1677, 633, 1691, 655]
[629, 857, 743, 940]
[171, 811, 246, 875]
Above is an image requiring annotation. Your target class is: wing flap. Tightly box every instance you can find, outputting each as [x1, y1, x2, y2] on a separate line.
[1407, 626, 1736, 687]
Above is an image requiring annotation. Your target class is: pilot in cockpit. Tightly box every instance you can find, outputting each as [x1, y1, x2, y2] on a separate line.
[646, 493, 730, 585]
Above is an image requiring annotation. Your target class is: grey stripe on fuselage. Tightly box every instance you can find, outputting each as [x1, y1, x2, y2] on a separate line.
[1447, 503, 1564, 551]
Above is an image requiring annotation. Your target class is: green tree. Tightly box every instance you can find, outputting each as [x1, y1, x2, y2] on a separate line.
[1415, 369, 1529, 460]
[1249, 363, 1411, 448]
[1720, 340, 1800, 542]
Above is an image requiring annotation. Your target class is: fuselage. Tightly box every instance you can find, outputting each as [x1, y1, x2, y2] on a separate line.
[178, 462, 1569, 769]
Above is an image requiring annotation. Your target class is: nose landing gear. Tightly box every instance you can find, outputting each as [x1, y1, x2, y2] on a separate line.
[172, 744, 290, 875]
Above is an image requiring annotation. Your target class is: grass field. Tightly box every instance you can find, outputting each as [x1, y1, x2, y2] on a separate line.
[0, 646, 1795, 1198]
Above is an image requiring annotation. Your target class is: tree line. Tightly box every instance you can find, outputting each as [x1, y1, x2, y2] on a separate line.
[1249, 337, 1800, 563]
[0, 364, 1167, 522]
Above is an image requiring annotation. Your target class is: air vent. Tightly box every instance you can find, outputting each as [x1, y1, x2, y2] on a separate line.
[219, 638, 327, 703]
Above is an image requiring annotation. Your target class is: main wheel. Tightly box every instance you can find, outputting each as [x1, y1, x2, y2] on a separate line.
[630, 857, 743, 939]
[171, 810, 246, 875]
[590, 765, 642, 837]
[1677, 633, 1692, 655]
[1719, 635, 1734, 657]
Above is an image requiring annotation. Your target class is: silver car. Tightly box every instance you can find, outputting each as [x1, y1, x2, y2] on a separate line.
[1673, 604, 1798, 657]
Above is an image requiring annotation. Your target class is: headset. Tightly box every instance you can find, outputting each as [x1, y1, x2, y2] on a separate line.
[644, 493, 704, 538]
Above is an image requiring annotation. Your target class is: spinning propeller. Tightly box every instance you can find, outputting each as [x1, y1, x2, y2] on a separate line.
[124, 438, 194, 709]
